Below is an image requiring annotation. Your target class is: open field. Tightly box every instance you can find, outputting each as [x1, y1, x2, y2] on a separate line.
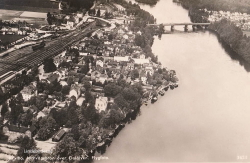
[0, 35, 26, 43]
[0, 9, 48, 27]
[0, 0, 59, 12]
[36, 139, 57, 151]
[0, 143, 18, 162]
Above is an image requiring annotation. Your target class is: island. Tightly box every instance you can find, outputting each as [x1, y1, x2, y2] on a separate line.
[0, 0, 178, 162]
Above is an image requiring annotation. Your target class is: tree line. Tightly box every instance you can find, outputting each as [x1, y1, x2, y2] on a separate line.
[178, 0, 250, 14]
[209, 19, 250, 64]
[134, 0, 159, 5]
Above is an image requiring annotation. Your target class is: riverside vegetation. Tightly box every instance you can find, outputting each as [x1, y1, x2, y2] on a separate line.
[177, 0, 250, 64]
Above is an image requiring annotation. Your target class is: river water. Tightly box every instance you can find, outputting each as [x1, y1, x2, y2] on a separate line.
[96, 0, 250, 162]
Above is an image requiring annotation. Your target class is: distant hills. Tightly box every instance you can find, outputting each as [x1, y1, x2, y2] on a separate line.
[135, 0, 159, 5]
[0, 0, 59, 12]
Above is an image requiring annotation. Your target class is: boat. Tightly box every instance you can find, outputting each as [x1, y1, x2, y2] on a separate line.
[170, 84, 175, 90]
[158, 90, 165, 96]
[151, 95, 158, 103]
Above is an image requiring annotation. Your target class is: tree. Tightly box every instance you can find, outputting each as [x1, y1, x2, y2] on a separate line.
[67, 76, 75, 86]
[47, 12, 52, 25]
[79, 65, 89, 74]
[71, 125, 80, 141]
[37, 116, 58, 140]
[50, 108, 68, 127]
[35, 96, 46, 111]
[19, 110, 33, 127]
[83, 80, 92, 91]
[17, 136, 37, 160]
[1, 102, 8, 118]
[10, 103, 24, 124]
[96, 9, 101, 17]
[83, 104, 99, 124]
[108, 34, 114, 40]
[114, 94, 129, 109]
[16, 93, 24, 104]
[66, 102, 79, 127]
[61, 85, 71, 95]
[130, 69, 139, 80]
[104, 83, 122, 97]
[43, 58, 57, 73]
[53, 135, 80, 159]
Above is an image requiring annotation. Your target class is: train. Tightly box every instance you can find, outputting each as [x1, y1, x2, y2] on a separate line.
[32, 41, 46, 51]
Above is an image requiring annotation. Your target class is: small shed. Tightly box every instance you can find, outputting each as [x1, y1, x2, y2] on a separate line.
[52, 129, 66, 142]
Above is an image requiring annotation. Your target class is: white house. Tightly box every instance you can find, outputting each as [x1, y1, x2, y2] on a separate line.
[114, 56, 129, 62]
[132, 58, 150, 64]
[69, 84, 82, 99]
[139, 54, 145, 59]
[95, 96, 108, 112]
[96, 60, 104, 67]
[20, 85, 37, 101]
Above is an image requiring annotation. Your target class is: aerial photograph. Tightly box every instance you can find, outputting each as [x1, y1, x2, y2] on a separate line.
[0, 0, 249, 162]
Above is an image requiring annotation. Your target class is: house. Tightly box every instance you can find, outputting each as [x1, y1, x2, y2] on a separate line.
[140, 71, 147, 84]
[139, 54, 146, 59]
[91, 71, 102, 80]
[95, 96, 108, 112]
[69, 84, 82, 99]
[132, 58, 150, 65]
[114, 56, 129, 62]
[52, 129, 66, 142]
[3, 123, 36, 138]
[20, 85, 37, 101]
[98, 74, 108, 84]
[54, 56, 65, 67]
[127, 63, 134, 70]
[145, 67, 154, 76]
[47, 73, 60, 83]
[67, 18, 75, 29]
[37, 111, 46, 119]
[96, 59, 104, 67]
[77, 97, 85, 106]
[60, 81, 68, 86]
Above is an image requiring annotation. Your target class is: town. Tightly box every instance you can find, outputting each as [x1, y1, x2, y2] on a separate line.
[0, 0, 178, 162]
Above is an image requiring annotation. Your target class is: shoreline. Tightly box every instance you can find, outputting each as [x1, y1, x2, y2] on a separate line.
[173, 0, 250, 69]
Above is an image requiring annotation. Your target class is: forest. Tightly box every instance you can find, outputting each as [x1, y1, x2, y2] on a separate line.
[134, 0, 159, 5]
[209, 19, 250, 64]
[178, 0, 250, 14]
[176, 0, 250, 64]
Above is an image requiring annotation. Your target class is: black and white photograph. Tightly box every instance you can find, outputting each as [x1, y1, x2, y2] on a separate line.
[0, 0, 249, 162]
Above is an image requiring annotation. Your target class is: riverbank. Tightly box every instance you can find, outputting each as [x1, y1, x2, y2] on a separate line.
[174, 0, 250, 66]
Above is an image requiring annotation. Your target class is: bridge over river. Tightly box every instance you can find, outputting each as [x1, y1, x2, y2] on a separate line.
[148, 22, 211, 32]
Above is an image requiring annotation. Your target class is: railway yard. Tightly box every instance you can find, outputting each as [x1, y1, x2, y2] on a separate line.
[0, 21, 98, 84]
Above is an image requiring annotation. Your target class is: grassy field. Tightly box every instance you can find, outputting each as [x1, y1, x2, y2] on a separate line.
[0, 35, 26, 43]
[0, 0, 59, 12]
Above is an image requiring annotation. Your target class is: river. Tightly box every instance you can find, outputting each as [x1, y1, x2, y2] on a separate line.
[96, 0, 250, 162]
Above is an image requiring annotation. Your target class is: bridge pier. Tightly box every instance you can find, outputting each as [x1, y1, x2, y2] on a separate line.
[171, 25, 175, 32]
[192, 25, 197, 31]
[184, 25, 188, 32]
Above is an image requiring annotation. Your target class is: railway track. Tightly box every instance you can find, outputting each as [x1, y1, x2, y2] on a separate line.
[0, 22, 98, 83]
